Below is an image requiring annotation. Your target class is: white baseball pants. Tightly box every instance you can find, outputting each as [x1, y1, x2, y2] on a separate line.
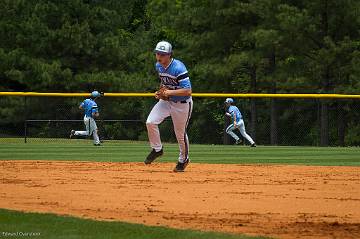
[74, 116, 100, 144]
[146, 98, 193, 163]
[226, 119, 255, 145]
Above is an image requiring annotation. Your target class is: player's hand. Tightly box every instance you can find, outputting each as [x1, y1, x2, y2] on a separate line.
[155, 86, 170, 100]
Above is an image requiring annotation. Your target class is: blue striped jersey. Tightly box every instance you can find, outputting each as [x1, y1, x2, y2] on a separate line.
[227, 105, 242, 123]
[155, 58, 191, 102]
[80, 99, 98, 118]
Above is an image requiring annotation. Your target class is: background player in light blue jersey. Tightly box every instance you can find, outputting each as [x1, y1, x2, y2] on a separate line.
[224, 98, 256, 147]
[145, 41, 193, 172]
[70, 91, 101, 146]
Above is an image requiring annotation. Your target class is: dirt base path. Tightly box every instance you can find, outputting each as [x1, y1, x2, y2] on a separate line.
[1, 160, 360, 239]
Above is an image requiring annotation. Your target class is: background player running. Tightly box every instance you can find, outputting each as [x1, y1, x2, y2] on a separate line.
[224, 98, 256, 147]
[70, 90, 101, 146]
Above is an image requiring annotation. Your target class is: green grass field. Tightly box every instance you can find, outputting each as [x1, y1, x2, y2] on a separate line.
[0, 138, 359, 166]
[0, 209, 267, 239]
[1, 138, 359, 239]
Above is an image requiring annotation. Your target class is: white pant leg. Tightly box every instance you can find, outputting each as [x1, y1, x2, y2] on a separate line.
[170, 100, 193, 163]
[74, 130, 89, 136]
[146, 100, 171, 152]
[74, 117, 100, 144]
[89, 118, 100, 144]
[238, 119, 255, 145]
[225, 124, 240, 141]
[74, 117, 92, 136]
[92, 130, 100, 144]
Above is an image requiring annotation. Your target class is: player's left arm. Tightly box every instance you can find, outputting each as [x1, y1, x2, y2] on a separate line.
[92, 106, 99, 118]
[164, 87, 192, 97]
[163, 70, 192, 97]
[163, 63, 192, 97]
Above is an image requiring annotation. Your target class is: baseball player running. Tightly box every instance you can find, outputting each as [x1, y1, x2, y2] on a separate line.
[224, 98, 256, 147]
[70, 90, 101, 146]
[145, 41, 193, 172]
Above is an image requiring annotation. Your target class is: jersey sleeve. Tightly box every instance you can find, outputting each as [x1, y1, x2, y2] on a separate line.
[176, 61, 191, 89]
[230, 110, 236, 120]
[155, 62, 161, 72]
[228, 107, 237, 122]
[91, 103, 99, 114]
[80, 100, 86, 108]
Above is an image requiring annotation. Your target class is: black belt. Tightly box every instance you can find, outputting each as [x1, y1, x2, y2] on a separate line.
[172, 100, 188, 103]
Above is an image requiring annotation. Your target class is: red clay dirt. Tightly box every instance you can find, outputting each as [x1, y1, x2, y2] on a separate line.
[1, 160, 360, 239]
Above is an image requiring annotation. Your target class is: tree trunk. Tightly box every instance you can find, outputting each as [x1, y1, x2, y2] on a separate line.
[223, 114, 232, 145]
[249, 66, 257, 141]
[320, 100, 329, 146]
[319, 0, 330, 147]
[270, 98, 278, 145]
[268, 50, 278, 145]
[337, 101, 346, 146]
[250, 99, 257, 140]
[320, 67, 331, 147]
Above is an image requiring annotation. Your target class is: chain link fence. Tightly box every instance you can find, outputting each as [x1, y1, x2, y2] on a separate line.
[1, 95, 360, 146]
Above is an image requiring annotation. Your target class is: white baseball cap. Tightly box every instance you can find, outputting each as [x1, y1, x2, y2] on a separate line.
[225, 98, 234, 104]
[154, 41, 172, 54]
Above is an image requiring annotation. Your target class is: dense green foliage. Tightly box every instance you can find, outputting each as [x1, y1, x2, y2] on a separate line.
[1, 0, 360, 146]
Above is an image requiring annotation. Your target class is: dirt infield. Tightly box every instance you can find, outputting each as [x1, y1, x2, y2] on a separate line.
[1, 160, 359, 239]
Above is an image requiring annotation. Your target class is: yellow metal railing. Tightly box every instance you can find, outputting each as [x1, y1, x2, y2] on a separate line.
[1, 92, 360, 99]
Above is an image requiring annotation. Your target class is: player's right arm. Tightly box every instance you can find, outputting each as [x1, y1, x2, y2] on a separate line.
[79, 100, 86, 110]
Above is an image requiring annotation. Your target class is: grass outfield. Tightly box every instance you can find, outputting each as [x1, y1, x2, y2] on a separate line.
[0, 209, 267, 239]
[0, 138, 359, 166]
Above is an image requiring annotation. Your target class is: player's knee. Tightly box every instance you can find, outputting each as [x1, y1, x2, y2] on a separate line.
[146, 121, 156, 130]
[146, 118, 157, 125]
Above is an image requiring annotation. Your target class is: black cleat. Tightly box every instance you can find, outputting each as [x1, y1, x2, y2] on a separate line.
[144, 148, 163, 164]
[70, 130, 75, 139]
[94, 143, 101, 146]
[235, 139, 242, 145]
[173, 159, 190, 172]
[250, 143, 256, 147]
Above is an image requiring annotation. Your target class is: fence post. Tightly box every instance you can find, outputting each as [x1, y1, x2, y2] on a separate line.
[223, 114, 231, 145]
[24, 96, 27, 143]
[24, 120, 27, 143]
